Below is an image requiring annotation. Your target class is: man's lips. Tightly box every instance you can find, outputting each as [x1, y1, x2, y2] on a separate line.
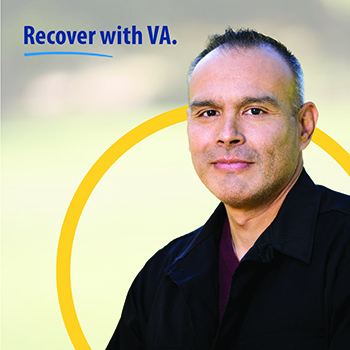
[211, 158, 253, 172]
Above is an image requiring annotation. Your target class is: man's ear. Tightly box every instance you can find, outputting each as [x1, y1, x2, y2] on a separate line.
[298, 102, 319, 151]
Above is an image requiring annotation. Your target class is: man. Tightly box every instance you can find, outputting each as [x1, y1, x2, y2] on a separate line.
[107, 29, 350, 349]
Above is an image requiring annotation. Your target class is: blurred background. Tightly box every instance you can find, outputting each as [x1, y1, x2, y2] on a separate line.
[2, 0, 350, 349]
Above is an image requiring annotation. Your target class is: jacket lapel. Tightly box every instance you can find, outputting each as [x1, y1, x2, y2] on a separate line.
[165, 204, 226, 350]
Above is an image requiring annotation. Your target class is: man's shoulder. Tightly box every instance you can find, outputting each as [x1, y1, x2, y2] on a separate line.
[314, 185, 350, 257]
[141, 203, 226, 275]
[318, 185, 350, 216]
[127, 227, 205, 301]
[142, 226, 203, 273]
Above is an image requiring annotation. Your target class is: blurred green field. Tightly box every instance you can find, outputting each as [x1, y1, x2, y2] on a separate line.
[2, 0, 350, 349]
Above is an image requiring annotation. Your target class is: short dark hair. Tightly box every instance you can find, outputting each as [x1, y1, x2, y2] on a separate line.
[189, 28, 304, 113]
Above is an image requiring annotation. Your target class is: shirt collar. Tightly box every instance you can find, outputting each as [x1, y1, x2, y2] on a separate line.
[245, 169, 322, 264]
[170, 168, 321, 267]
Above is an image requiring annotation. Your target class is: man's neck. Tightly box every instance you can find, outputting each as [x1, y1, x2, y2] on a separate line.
[225, 161, 303, 261]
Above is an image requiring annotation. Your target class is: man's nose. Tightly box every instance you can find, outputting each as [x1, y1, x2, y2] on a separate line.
[216, 116, 245, 147]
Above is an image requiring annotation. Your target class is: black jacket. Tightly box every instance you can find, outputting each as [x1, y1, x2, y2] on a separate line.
[107, 170, 350, 349]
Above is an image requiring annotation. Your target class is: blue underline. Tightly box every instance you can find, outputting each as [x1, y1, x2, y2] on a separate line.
[24, 51, 113, 58]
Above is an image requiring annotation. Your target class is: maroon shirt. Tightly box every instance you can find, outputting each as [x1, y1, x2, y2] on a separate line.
[218, 218, 239, 321]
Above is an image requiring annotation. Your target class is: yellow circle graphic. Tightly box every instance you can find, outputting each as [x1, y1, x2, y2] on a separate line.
[56, 106, 350, 350]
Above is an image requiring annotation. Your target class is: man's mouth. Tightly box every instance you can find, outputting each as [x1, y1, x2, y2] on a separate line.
[212, 158, 253, 172]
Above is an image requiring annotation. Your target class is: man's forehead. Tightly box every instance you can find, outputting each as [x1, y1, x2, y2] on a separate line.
[188, 45, 294, 106]
[191, 45, 292, 81]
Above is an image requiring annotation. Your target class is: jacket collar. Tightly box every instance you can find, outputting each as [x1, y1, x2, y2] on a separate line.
[247, 169, 322, 264]
[169, 168, 322, 267]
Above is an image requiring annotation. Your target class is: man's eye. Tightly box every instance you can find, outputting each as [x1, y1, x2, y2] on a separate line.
[246, 108, 265, 116]
[201, 110, 218, 117]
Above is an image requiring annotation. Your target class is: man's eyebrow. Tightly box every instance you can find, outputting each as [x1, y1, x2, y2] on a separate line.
[189, 96, 282, 111]
[189, 99, 219, 110]
[239, 96, 282, 108]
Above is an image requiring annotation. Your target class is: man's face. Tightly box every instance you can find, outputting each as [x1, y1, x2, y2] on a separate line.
[187, 46, 304, 210]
